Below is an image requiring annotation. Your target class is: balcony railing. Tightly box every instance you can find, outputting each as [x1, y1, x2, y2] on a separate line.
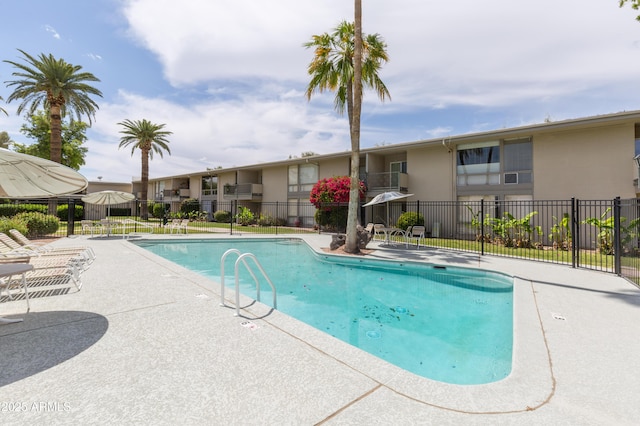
[223, 183, 263, 200]
[160, 188, 191, 199]
[365, 172, 408, 193]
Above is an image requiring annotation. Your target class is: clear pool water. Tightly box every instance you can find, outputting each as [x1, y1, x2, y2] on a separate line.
[134, 238, 513, 385]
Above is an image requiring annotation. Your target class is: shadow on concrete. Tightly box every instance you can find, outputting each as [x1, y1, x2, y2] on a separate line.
[0, 311, 109, 387]
[526, 278, 640, 308]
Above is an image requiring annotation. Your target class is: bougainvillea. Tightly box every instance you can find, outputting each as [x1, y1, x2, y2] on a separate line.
[309, 176, 366, 209]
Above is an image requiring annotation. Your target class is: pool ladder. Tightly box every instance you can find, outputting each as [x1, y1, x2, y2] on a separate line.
[220, 249, 277, 316]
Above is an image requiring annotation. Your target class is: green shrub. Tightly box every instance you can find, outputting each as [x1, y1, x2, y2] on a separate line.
[214, 210, 232, 223]
[0, 203, 47, 216]
[180, 198, 201, 215]
[13, 212, 60, 237]
[236, 206, 255, 225]
[57, 204, 84, 221]
[0, 217, 29, 236]
[396, 211, 424, 231]
[315, 206, 348, 232]
[152, 203, 167, 219]
[257, 213, 275, 226]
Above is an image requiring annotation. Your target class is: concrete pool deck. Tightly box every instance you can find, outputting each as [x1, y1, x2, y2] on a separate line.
[1, 233, 639, 425]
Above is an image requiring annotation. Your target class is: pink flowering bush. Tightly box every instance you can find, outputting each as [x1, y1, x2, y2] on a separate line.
[310, 176, 366, 231]
[309, 176, 366, 209]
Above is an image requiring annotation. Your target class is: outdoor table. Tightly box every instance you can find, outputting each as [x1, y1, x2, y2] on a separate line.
[378, 227, 405, 245]
[100, 220, 123, 237]
[0, 263, 34, 324]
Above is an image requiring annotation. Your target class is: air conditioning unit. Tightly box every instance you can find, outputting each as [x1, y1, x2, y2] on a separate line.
[504, 172, 518, 184]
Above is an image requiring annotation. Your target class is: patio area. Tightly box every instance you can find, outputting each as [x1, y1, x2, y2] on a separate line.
[1, 233, 639, 425]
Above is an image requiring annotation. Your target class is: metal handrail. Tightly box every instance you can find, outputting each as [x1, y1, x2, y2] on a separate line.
[220, 249, 277, 316]
[220, 248, 241, 306]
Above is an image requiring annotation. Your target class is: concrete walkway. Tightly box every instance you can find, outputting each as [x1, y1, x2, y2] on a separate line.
[1, 233, 639, 425]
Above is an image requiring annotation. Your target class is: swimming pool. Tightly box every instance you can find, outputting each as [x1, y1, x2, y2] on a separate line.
[134, 238, 513, 385]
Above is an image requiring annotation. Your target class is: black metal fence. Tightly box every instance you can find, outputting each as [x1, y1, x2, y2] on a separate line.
[1, 196, 638, 285]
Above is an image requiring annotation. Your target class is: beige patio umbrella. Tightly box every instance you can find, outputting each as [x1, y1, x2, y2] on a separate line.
[363, 191, 414, 227]
[81, 190, 135, 217]
[0, 148, 88, 198]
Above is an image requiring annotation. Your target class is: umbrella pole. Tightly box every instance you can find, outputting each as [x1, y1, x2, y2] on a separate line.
[386, 202, 390, 227]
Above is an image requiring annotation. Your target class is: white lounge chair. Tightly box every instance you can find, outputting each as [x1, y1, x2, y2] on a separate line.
[7, 230, 95, 267]
[0, 254, 82, 293]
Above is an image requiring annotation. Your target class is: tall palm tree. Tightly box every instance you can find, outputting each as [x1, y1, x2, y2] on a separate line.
[3, 49, 102, 163]
[305, 5, 389, 252]
[118, 119, 172, 220]
[304, 20, 390, 129]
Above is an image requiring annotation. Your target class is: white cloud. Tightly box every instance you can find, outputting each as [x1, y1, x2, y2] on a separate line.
[76, 0, 640, 182]
[44, 24, 60, 39]
[85, 89, 350, 181]
[87, 53, 103, 61]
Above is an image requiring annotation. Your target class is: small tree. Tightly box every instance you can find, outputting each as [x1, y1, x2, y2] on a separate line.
[15, 110, 89, 170]
[549, 213, 572, 250]
[582, 207, 622, 255]
[310, 176, 366, 231]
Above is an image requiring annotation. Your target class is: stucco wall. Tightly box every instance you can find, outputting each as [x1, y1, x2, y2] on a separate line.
[261, 166, 287, 202]
[319, 157, 350, 178]
[533, 124, 635, 199]
[406, 144, 455, 201]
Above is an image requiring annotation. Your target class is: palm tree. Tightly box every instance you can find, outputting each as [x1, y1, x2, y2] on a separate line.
[118, 119, 172, 220]
[304, 6, 389, 253]
[0, 95, 7, 116]
[3, 49, 102, 163]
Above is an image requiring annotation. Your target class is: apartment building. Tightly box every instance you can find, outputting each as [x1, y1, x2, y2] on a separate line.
[136, 110, 640, 226]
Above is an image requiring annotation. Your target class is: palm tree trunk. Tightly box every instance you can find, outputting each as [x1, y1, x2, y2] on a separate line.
[49, 104, 63, 163]
[344, 0, 363, 254]
[140, 149, 150, 220]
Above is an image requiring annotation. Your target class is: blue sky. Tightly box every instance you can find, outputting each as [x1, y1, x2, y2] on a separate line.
[1, 0, 640, 183]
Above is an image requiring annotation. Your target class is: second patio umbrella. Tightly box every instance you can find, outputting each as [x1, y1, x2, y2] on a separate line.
[82, 190, 135, 218]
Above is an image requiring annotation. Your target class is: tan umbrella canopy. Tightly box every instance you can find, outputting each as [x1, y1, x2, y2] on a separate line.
[82, 190, 135, 217]
[363, 191, 414, 227]
[0, 148, 88, 198]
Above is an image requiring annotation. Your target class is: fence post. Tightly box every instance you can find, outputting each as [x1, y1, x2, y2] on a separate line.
[572, 198, 578, 268]
[275, 201, 279, 235]
[614, 196, 622, 275]
[66, 198, 75, 237]
[480, 199, 485, 256]
[230, 200, 235, 235]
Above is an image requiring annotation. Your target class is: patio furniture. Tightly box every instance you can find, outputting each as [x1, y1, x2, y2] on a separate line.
[121, 219, 155, 239]
[81, 220, 101, 236]
[405, 225, 426, 248]
[8, 230, 95, 266]
[164, 219, 182, 234]
[376, 225, 406, 246]
[0, 253, 82, 293]
[177, 219, 190, 234]
[0, 262, 33, 323]
[100, 219, 123, 237]
[165, 219, 189, 234]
